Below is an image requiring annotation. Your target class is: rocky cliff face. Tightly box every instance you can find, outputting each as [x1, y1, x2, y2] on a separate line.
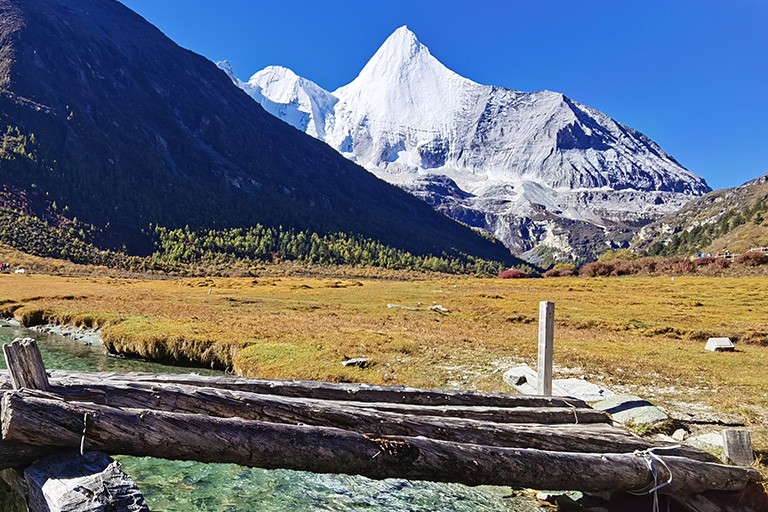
[223, 26, 710, 262]
[0, 1, 513, 264]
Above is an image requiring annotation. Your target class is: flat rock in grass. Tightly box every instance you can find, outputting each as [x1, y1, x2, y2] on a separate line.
[341, 357, 369, 368]
[592, 394, 668, 425]
[503, 365, 613, 401]
[553, 378, 614, 403]
[687, 432, 725, 450]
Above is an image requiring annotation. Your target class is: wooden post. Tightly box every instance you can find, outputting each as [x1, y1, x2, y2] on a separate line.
[2, 338, 50, 391]
[537, 301, 555, 396]
[722, 429, 754, 466]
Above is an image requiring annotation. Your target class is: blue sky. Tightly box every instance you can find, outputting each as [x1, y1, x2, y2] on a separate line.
[121, 0, 767, 190]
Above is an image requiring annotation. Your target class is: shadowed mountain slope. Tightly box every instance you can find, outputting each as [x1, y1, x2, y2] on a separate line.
[0, 0, 514, 265]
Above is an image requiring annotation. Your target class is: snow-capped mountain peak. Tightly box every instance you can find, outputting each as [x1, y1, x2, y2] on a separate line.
[221, 26, 711, 262]
[332, 26, 482, 134]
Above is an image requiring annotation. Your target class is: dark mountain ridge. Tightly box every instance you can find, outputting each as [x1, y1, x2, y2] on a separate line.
[0, 0, 515, 265]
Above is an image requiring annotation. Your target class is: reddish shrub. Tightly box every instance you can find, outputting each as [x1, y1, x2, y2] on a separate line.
[543, 266, 577, 278]
[610, 263, 633, 276]
[543, 268, 574, 278]
[668, 258, 696, 274]
[499, 268, 528, 279]
[735, 251, 768, 267]
[579, 262, 613, 277]
[693, 257, 716, 267]
[712, 257, 730, 269]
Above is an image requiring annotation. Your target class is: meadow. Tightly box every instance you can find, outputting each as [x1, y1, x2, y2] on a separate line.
[1, 269, 767, 456]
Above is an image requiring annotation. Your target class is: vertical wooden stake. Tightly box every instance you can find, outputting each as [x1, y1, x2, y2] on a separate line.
[537, 301, 554, 396]
[3, 338, 51, 391]
[722, 429, 754, 466]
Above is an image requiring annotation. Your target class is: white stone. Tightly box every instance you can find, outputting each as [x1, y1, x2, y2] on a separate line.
[672, 428, 687, 441]
[705, 337, 735, 352]
[503, 365, 614, 401]
[687, 432, 725, 450]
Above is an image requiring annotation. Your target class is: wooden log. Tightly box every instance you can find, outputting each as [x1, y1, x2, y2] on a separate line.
[48, 379, 609, 424]
[23, 376, 713, 461]
[0, 471, 27, 512]
[3, 339, 50, 391]
[1, 391, 759, 495]
[42, 370, 590, 408]
[0, 468, 27, 501]
[0, 440, 60, 470]
[23, 451, 148, 512]
[40, 381, 714, 460]
[53, 385, 611, 449]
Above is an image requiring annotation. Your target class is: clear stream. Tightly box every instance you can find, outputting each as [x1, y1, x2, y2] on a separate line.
[0, 322, 544, 512]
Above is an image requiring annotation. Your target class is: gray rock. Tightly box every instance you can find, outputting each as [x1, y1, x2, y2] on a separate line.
[341, 357, 369, 368]
[592, 394, 668, 425]
[672, 428, 687, 441]
[687, 432, 725, 450]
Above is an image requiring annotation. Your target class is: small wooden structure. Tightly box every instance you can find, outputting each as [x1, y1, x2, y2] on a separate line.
[0, 339, 763, 512]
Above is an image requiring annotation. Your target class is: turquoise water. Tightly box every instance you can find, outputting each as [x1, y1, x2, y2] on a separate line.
[0, 322, 543, 511]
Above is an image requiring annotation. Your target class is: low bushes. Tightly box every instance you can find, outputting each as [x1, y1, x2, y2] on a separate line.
[576, 251, 767, 277]
[735, 251, 768, 266]
[498, 268, 528, 279]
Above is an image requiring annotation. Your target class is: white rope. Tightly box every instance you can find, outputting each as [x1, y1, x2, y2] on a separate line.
[628, 445, 680, 512]
[563, 399, 579, 424]
[80, 412, 90, 456]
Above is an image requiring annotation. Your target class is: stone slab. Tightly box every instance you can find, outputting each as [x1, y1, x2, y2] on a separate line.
[503, 365, 614, 402]
[686, 432, 725, 450]
[592, 394, 668, 425]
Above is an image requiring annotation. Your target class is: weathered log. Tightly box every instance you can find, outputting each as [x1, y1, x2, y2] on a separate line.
[1, 390, 759, 495]
[49, 379, 608, 424]
[0, 468, 27, 501]
[3, 339, 50, 391]
[23, 451, 148, 512]
[40, 380, 714, 459]
[0, 440, 60, 470]
[43, 370, 590, 408]
[0, 470, 27, 512]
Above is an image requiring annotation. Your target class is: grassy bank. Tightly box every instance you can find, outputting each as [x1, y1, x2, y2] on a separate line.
[1, 272, 767, 455]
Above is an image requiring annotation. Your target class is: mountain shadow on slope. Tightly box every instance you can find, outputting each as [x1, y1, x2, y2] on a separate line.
[0, 0, 516, 266]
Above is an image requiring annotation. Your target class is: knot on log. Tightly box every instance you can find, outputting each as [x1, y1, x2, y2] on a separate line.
[364, 434, 420, 466]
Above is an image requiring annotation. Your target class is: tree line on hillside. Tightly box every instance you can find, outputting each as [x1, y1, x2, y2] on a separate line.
[151, 225, 507, 275]
[644, 199, 768, 257]
[0, 206, 512, 276]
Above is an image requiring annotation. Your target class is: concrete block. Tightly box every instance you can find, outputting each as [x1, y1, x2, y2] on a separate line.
[705, 337, 735, 352]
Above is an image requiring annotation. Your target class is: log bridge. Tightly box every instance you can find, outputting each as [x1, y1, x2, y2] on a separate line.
[0, 339, 763, 512]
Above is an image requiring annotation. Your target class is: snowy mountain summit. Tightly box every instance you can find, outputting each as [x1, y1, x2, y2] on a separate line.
[219, 26, 710, 261]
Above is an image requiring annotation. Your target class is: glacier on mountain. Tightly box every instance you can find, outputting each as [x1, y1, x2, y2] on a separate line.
[217, 26, 710, 261]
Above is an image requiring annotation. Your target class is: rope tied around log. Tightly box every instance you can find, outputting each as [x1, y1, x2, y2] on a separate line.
[80, 412, 93, 456]
[628, 445, 680, 512]
[562, 399, 580, 424]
